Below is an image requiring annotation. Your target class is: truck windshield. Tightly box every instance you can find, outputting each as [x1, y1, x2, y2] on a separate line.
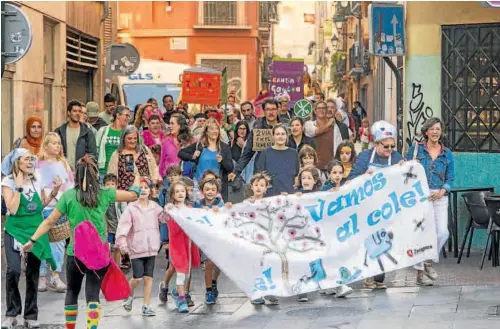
[122, 83, 182, 117]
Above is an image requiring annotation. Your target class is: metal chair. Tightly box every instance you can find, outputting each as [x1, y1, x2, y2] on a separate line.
[483, 197, 500, 269]
[457, 191, 492, 264]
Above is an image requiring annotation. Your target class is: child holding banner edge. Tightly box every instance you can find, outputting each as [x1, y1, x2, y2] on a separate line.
[347, 120, 403, 289]
[165, 181, 201, 313]
[406, 117, 454, 286]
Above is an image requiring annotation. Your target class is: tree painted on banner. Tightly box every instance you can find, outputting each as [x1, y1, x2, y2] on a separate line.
[224, 197, 325, 292]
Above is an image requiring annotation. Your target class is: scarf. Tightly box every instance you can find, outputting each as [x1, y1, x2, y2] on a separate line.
[25, 115, 43, 155]
[141, 129, 165, 147]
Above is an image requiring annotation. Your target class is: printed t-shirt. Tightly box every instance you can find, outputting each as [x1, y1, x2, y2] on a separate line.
[101, 128, 122, 173]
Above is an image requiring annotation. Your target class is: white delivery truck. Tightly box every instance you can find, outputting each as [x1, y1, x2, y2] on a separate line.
[110, 59, 191, 116]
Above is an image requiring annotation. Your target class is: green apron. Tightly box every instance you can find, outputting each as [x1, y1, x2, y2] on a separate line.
[4, 191, 56, 269]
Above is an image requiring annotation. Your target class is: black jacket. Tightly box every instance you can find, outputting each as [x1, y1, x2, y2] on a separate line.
[288, 134, 316, 152]
[55, 122, 97, 168]
[234, 117, 277, 175]
[90, 117, 108, 132]
[336, 121, 351, 141]
[178, 141, 234, 201]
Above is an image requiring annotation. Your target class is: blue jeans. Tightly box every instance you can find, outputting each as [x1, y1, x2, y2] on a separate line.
[40, 209, 65, 275]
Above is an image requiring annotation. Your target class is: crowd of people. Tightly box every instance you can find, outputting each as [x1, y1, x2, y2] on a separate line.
[1, 92, 454, 328]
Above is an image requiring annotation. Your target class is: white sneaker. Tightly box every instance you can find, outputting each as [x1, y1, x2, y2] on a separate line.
[38, 277, 47, 292]
[320, 289, 336, 295]
[50, 275, 67, 292]
[335, 285, 353, 298]
[417, 275, 434, 286]
[297, 294, 308, 302]
[424, 263, 438, 281]
[123, 296, 133, 311]
[1, 317, 17, 329]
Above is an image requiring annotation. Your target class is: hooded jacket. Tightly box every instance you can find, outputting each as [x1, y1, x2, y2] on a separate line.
[116, 200, 166, 259]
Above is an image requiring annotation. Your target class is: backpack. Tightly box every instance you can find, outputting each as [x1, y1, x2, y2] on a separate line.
[74, 207, 110, 270]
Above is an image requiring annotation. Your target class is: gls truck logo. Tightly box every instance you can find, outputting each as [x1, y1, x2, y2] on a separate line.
[128, 73, 160, 80]
[407, 245, 433, 258]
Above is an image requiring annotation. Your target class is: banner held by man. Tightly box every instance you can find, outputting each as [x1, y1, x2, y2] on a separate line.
[168, 161, 438, 300]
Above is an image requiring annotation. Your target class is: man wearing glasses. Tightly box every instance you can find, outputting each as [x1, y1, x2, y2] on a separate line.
[228, 98, 281, 182]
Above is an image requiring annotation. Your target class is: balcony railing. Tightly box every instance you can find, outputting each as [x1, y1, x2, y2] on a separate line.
[259, 1, 279, 28]
[203, 1, 237, 26]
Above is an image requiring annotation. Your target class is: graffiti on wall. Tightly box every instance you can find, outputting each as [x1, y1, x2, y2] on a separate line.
[406, 83, 434, 147]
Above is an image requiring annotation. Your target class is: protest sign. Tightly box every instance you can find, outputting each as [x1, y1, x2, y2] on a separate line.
[168, 161, 438, 300]
[252, 129, 273, 151]
[268, 58, 304, 106]
[181, 67, 221, 105]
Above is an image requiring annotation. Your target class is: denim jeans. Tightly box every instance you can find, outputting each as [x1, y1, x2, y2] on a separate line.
[39, 209, 65, 275]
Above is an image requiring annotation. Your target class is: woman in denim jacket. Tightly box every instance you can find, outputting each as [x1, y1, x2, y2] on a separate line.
[406, 117, 454, 286]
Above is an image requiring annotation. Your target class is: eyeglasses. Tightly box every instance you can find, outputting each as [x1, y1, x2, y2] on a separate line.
[382, 143, 396, 150]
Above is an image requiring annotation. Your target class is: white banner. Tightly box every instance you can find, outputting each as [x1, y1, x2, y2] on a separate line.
[169, 161, 438, 299]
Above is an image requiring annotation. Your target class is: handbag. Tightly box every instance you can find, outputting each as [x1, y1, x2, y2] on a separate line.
[101, 259, 131, 301]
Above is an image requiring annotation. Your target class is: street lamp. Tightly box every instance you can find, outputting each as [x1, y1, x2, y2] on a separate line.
[324, 47, 331, 57]
[331, 34, 339, 48]
[340, 1, 349, 8]
[335, 21, 344, 30]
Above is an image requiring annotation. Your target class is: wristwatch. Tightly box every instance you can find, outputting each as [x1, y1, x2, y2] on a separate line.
[15, 186, 23, 193]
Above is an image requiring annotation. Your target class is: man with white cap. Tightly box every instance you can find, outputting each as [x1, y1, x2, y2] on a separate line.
[347, 120, 403, 290]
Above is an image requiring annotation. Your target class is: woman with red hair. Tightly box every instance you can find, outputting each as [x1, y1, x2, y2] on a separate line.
[14, 116, 43, 155]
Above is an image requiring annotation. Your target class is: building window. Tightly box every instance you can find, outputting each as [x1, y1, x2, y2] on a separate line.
[44, 78, 53, 131]
[202, 1, 237, 26]
[2, 74, 13, 156]
[441, 23, 500, 153]
[201, 58, 242, 103]
[44, 19, 55, 75]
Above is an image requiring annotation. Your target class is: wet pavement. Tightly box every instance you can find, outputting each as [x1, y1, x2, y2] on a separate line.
[1, 251, 499, 329]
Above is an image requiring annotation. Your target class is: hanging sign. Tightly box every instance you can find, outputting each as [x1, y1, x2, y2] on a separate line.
[268, 58, 305, 106]
[181, 67, 221, 105]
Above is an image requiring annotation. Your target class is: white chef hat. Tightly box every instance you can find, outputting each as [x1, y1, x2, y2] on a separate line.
[371, 120, 396, 142]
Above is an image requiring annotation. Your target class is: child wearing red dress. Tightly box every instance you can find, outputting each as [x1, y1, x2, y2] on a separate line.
[165, 181, 201, 313]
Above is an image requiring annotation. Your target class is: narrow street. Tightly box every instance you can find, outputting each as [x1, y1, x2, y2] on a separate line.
[2, 252, 499, 329]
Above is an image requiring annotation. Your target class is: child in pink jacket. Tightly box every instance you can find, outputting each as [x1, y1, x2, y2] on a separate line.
[116, 178, 166, 316]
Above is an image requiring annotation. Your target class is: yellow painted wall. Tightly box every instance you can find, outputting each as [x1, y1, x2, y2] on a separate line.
[406, 1, 500, 56]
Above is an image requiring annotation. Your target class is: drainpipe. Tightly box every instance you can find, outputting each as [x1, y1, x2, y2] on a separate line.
[101, 1, 109, 22]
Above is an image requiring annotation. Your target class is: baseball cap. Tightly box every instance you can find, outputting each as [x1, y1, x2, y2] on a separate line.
[86, 101, 99, 116]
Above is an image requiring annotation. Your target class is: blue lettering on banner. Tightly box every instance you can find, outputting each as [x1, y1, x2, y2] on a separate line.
[304, 173, 388, 222]
[304, 175, 429, 244]
[186, 215, 213, 227]
[252, 267, 276, 293]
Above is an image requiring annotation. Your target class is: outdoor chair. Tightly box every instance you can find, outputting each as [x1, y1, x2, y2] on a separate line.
[483, 197, 500, 269]
[457, 191, 492, 264]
